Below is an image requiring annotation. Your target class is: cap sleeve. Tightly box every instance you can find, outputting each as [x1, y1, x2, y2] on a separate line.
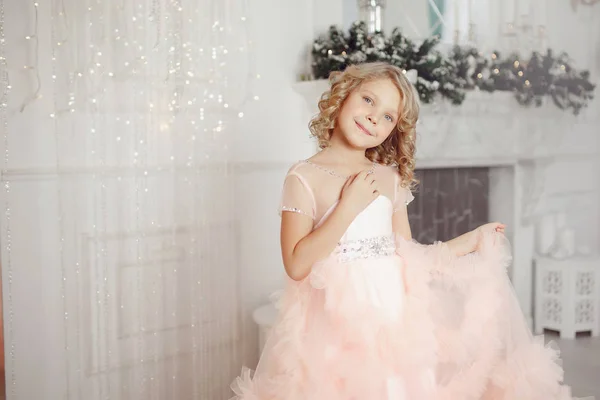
[279, 172, 316, 220]
[393, 172, 415, 212]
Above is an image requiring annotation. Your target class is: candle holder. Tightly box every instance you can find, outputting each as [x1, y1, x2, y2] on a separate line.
[358, 0, 386, 34]
[467, 22, 477, 43]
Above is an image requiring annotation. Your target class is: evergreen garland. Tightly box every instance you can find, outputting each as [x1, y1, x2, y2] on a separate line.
[311, 22, 595, 114]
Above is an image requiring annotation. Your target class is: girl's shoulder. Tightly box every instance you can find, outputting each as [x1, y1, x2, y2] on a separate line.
[374, 162, 398, 173]
[374, 162, 401, 182]
[285, 160, 314, 178]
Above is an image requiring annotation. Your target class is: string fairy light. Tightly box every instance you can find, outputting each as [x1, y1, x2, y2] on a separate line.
[165, 1, 185, 397]
[88, 0, 113, 397]
[122, 2, 152, 396]
[19, 1, 42, 113]
[50, 0, 73, 397]
[186, 5, 204, 397]
[0, 0, 17, 397]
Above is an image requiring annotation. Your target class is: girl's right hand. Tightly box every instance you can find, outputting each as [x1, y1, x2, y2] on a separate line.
[339, 169, 380, 217]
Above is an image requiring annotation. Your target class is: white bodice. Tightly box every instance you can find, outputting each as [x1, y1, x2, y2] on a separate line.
[341, 196, 394, 242]
[315, 195, 394, 243]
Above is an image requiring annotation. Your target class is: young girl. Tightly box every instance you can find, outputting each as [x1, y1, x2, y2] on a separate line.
[231, 62, 589, 400]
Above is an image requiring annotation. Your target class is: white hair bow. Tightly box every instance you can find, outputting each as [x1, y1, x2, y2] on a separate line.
[404, 69, 418, 84]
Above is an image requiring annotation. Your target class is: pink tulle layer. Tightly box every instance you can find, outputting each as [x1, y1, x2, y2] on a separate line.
[231, 232, 593, 400]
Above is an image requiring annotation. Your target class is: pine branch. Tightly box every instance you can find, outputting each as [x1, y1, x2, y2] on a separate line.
[310, 23, 596, 114]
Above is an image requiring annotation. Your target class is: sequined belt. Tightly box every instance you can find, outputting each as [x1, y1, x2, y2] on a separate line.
[333, 234, 396, 263]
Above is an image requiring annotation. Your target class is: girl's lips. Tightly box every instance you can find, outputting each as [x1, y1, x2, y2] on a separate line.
[355, 121, 373, 136]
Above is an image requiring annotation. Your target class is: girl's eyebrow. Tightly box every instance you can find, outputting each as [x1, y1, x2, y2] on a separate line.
[362, 89, 379, 101]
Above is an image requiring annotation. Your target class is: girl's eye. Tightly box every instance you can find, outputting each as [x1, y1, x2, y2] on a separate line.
[385, 115, 393, 122]
[363, 96, 373, 104]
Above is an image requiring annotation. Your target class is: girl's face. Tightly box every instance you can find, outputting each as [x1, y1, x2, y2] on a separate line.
[335, 78, 401, 150]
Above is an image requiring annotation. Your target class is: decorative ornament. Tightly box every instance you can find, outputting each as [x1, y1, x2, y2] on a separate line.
[571, 0, 600, 11]
[404, 69, 418, 84]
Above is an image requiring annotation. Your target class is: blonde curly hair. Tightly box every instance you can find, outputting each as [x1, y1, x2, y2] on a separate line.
[309, 62, 420, 189]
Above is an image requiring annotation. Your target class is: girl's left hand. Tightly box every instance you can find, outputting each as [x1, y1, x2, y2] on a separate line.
[473, 222, 506, 252]
[479, 222, 506, 235]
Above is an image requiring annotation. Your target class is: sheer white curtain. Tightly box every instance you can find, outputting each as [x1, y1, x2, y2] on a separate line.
[1, 0, 255, 398]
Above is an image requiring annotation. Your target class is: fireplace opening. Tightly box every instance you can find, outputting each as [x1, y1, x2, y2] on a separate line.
[409, 167, 490, 244]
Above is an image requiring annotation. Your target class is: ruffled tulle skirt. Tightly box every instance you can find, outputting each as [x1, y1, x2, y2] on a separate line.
[231, 232, 593, 400]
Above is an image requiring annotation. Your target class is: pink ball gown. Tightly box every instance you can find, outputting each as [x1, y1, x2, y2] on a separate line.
[231, 161, 593, 400]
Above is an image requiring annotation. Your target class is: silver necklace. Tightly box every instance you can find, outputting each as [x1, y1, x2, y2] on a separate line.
[303, 159, 376, 179]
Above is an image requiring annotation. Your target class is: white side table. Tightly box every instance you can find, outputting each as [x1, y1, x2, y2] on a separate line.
[252, 303, 278, 353]
[534, 256, 600, 339]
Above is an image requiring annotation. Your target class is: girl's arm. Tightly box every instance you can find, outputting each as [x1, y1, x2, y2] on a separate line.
[421, 224, 506, 257]
[444, 222, 506, 256]
[281, 202, 355, 281]
[393, 205, 475, 256]
[392, 186, 498, 257]
[443, 231, 478, 257]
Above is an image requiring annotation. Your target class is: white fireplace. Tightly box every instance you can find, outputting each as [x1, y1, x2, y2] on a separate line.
[286, 79, 600, 329]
